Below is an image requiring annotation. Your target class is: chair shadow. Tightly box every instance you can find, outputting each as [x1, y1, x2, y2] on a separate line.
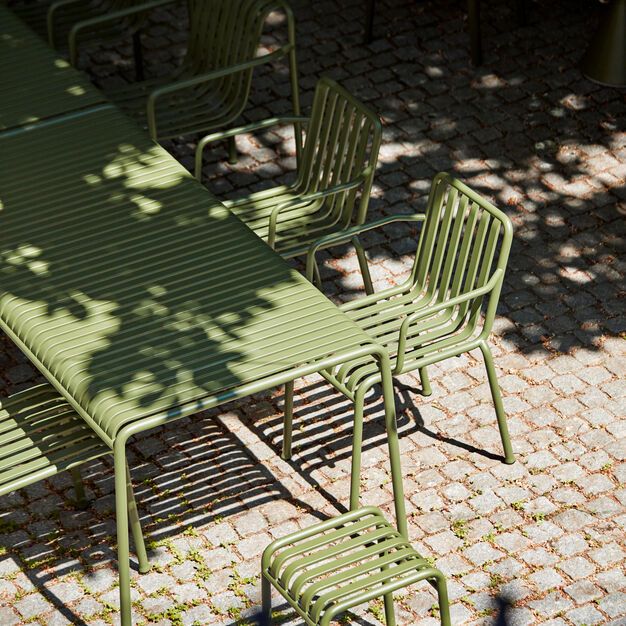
[238, 373, 508, 519]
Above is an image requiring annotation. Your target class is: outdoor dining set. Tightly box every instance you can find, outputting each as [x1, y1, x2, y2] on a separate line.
[0, 1, 517, 624]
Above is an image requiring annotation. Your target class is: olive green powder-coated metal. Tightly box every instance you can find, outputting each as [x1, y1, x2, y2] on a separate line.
[0, 383, 149, 573]
[6, 0, 176, 70]
[0, 5, 107, 132]
[261, 506, 451, 625]
[282, 174, 515, 502]
[0, 105, 408, 625]
[195, 77, 381, 261]
[107, 0, 301, 142]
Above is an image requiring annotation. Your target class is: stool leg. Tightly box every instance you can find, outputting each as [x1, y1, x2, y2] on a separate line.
[418, 366, 432, 396]
[384, 591, 396, 626]
[70, 467, 89, 509]
[261, 573, 272, 625]
[434, 571, 451, 626]
[282, 380, 294, 460]
[126, 464, 150, 574]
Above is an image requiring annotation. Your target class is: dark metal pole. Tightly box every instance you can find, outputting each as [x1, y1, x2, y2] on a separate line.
[132, 30, 144, 81]
[364, 0, 375, 44]
[468, 0, 482, 66]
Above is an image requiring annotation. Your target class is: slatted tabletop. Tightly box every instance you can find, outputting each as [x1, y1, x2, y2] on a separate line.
[0, 5, 107, 133]
[0, 106, 377, 445]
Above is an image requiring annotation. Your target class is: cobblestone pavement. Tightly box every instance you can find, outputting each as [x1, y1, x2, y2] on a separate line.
[1, 0, 625, 624]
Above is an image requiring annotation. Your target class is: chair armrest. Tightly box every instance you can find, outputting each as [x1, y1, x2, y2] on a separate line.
[305, 214, 426, 283]
[195, 116, 309, 180]
[146, 45, 293, 140]
[267, 174, 370, 249]
[68, 0, 178, 65]
[394, 268, 504, 372]
[47, 0, 82, 47]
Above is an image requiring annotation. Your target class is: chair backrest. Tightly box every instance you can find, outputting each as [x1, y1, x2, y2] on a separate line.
[296, 77, 382, 227]
[410, 173, 513, 337]
[184, 0, 291, 112]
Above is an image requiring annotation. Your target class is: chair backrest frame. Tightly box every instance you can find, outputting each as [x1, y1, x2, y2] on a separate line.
[295, 76, 382, 230]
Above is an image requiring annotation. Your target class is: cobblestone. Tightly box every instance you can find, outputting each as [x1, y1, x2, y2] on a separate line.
[1, 0, 625, 624]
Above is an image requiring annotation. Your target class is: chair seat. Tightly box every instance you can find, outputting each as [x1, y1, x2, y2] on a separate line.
[108, 75, 240, 140]
[225, 186, 346, 258]
[263, 506, 437, 624]
[0, 384, 109, 497]
[326, 289, 469, 393]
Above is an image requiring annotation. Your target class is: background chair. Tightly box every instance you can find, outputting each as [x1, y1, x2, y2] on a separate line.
[195, 76, 381, 276]
[107, 0, 300, 151]
[6, 0, 177, 78]
[0, 383, 149, 574]
[286, 173, 515, 507]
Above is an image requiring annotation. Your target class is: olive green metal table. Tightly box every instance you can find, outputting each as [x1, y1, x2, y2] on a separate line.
[0, 4, 107, 133]
[0, 106, 407, 625]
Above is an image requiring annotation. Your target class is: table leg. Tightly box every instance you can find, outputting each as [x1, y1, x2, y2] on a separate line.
[468, 0, 483, 66]
[114, 442, 133, 626]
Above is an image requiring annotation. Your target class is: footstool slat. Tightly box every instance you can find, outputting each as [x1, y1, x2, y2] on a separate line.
[262, 506, 451, 626]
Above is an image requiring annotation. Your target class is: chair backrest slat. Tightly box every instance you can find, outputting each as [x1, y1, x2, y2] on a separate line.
[409, 173, 513, 338]
[297, 77, 381, 227]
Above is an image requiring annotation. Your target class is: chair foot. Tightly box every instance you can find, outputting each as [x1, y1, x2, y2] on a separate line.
[228, 136, 238, 164]
[479, 342, 515, 465]
[70, 468, 89, 509]
[282, 381, 294, 460]
[419, 366, 432, 396]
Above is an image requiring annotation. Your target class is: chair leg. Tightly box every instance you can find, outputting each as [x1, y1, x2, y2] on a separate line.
[353, 236, 374, 295]
[479, 342, 515, 464]
[282, 381, 294, 460]
[69, 467, 89, 510]
[126, 464, 150, 574]
[384, 591, 396, 626]
[434, 570, 452, 626]
[349, 391, 366, 510]
[418, 366, 432, 396]
[228, 136, 238, 164]
[132, 31, 144, 82]
[261, 573, 272, 625]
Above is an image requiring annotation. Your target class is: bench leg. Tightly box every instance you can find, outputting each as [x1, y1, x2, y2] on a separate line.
[479, 341, 515, 464]
[282, 380, 294, 460]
